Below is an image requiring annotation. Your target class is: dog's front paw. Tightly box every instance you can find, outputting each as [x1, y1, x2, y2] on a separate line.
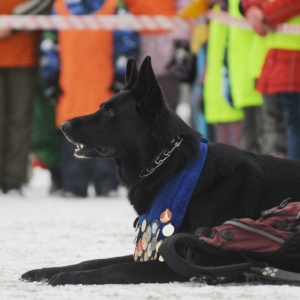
[21, 268, 62, 282]
[48, 271, 86, 286]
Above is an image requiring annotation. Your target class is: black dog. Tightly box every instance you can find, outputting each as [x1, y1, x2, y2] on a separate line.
[22, 56, 300, 285]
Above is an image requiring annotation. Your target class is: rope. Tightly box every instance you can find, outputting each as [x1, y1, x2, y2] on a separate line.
[0, 12, 299, 34]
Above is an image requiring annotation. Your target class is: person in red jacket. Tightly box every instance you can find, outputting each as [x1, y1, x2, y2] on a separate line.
[240, 0, 300, 159]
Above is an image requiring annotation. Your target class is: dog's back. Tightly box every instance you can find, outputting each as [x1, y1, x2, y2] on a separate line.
[184, 142, 300, 230]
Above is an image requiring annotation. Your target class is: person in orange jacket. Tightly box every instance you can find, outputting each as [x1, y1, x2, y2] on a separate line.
[41, 0, 178, 197]
[0, 1, 42, 195]
[240, 0, 300, 159]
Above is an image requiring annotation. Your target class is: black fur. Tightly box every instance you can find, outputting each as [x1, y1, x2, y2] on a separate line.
[21, 56, 300, 285]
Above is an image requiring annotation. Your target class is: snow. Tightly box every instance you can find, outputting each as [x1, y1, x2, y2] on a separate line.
[1, 167, 300, 300]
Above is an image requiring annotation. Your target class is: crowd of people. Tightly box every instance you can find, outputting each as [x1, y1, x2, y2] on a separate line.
[0, 0, 299, 197]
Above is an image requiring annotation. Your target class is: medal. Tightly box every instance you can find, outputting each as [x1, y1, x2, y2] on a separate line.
[160, 209, 172, 223]
[151, 219, 159, 235]
[142, 232, 148, 250]
[141, 219, 147, 232]
[162, 223, 175, 237]
[156, 240, 163, 252]
[146, 225, 152, 241]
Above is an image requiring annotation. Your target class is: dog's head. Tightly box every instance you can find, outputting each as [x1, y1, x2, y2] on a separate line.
[61, 56, 169, 159]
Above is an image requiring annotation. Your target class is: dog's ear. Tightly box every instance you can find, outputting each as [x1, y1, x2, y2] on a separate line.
[123, 58, 138, 90]
[132, 56, 165, 119]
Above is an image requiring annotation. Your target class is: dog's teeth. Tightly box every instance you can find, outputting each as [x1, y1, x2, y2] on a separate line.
[76, 144, 84, 149]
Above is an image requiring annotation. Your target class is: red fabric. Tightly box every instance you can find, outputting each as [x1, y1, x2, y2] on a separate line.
[256, 49, 300, 94]
[199, 202, 300, 253]
[125, 0, 176, 16]
[200, 219, 288, 252]
[32, 156, 50, 169]
[242, 0, 300, 94]
[242, 0, 300, 24]
[125, 0, 176, 33]
[262, 0, 300, 26]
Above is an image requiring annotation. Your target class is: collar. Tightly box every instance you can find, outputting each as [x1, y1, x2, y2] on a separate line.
[133, 139, 208, 262]
[139, 135, 183, 180]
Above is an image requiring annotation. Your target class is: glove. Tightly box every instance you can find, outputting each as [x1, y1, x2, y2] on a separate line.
[44, 84, 63, 105]
[245, 6, 270, 36]
[166, 40, 196, 83]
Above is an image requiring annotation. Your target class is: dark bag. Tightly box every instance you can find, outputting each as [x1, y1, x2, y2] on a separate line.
[159, 199, 300, 285]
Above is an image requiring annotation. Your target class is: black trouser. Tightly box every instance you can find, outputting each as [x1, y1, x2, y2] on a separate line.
[261, 94, 287, 155]
[0, 68, 37, 189]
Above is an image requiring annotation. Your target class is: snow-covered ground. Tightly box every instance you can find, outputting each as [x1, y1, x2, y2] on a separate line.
[1, 167, 300, 300]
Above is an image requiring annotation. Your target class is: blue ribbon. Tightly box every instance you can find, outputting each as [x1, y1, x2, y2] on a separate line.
[134, 139, 208, 261]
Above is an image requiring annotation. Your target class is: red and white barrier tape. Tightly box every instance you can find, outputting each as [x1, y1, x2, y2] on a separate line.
[0, 12, 299, 34]
[0, 15, 192, 31]
[207, 11, 300, 35]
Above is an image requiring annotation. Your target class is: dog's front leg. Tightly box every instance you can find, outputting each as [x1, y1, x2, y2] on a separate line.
[21, 255, 134, 282]
[48, 260, 188, 285]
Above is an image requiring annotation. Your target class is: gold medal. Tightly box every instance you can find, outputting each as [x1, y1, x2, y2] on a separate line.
[142, 232, 148, 251]
[141, 219, 147, 232]
[143, 251, 149, 261]
[156, 240, 163, 252]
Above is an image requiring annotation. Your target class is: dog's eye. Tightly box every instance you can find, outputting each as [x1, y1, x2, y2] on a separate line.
[105, 107, 115, 117]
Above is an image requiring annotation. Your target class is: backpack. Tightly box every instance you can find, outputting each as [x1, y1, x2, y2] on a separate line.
[159, 199, 300, 285]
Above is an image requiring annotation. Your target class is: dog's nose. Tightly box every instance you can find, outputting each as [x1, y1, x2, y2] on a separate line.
[61, 121, 72, 134]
